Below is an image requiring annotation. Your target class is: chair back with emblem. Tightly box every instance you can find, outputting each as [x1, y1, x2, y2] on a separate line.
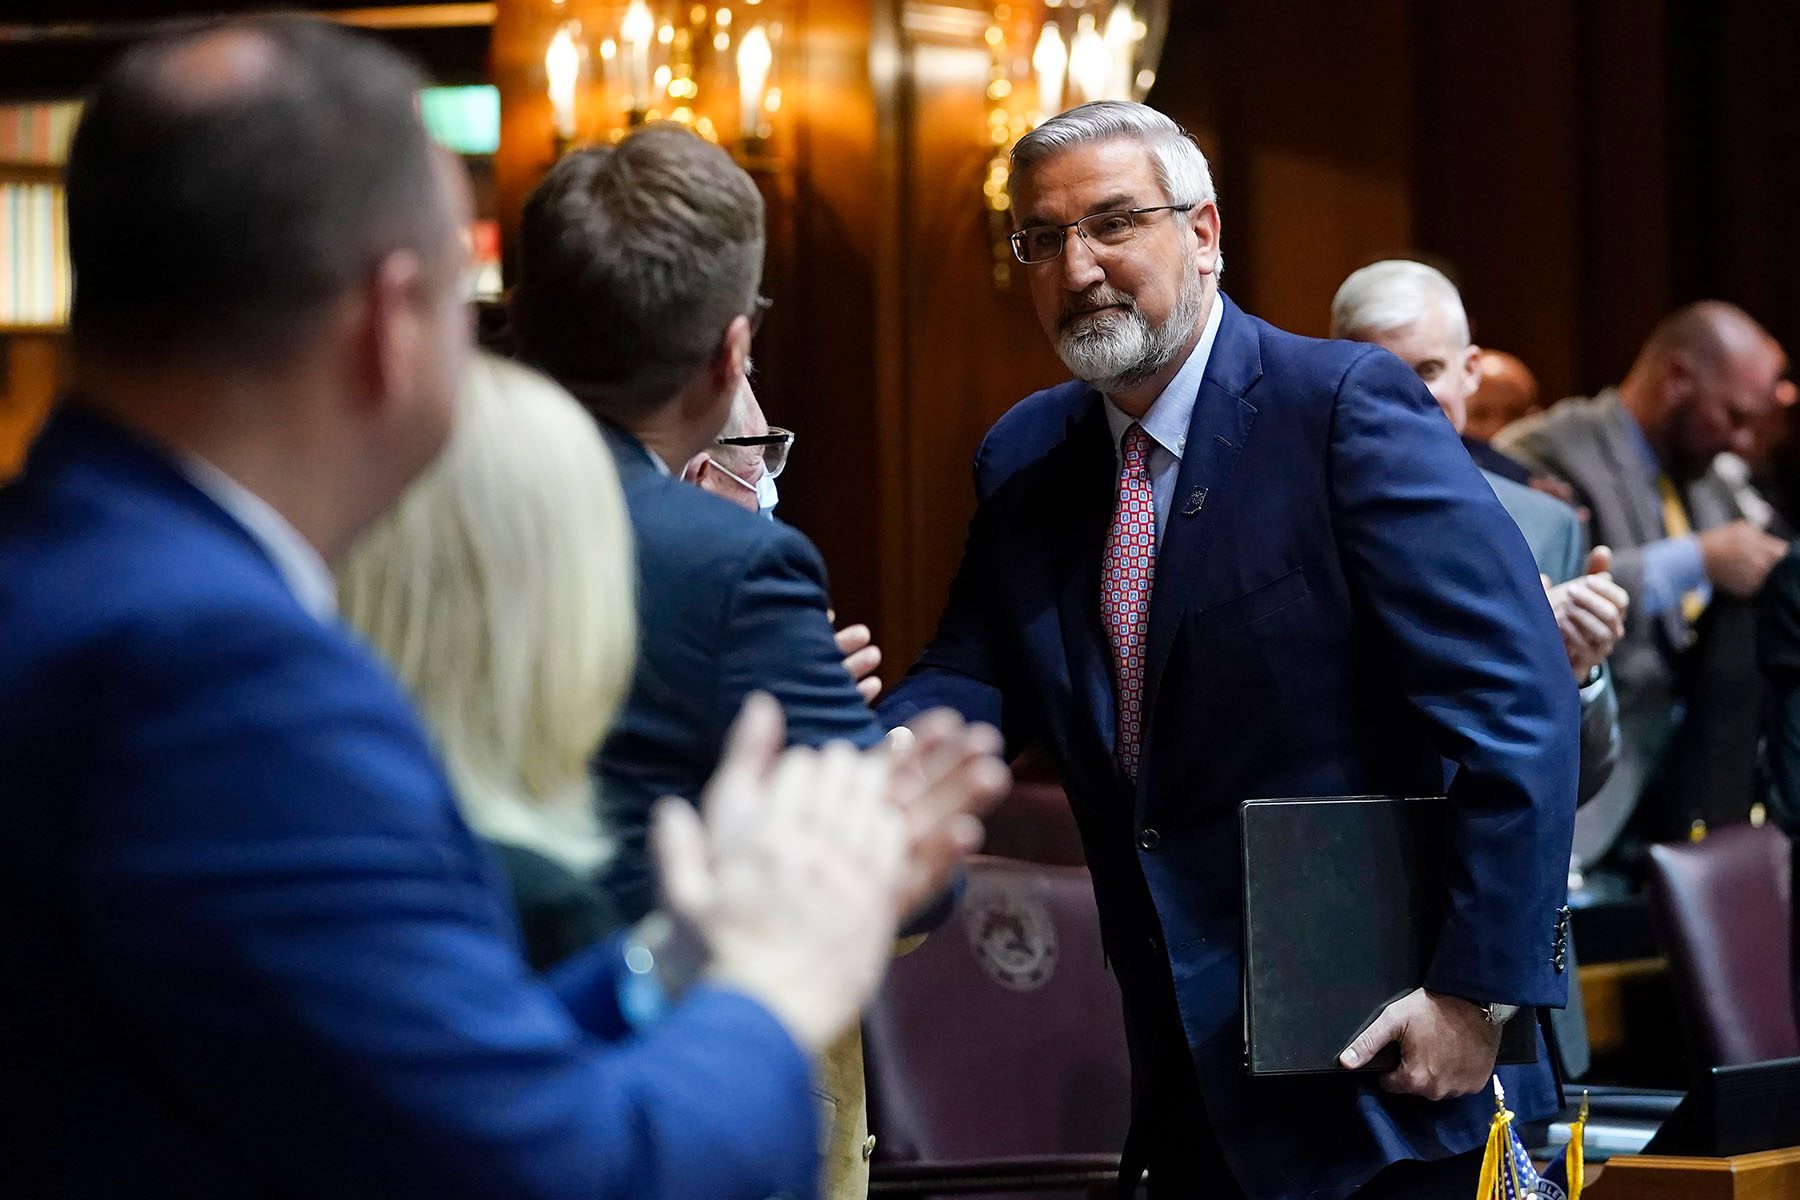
[1647, 822, 1800, 1068]
[980, 778, 1088, 867]
[862, 856, 1132, 1196]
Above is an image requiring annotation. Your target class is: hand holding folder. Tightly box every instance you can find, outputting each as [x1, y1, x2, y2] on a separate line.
[1239, 795, 1538, 1090]
[1338, 986, 1507, 1100]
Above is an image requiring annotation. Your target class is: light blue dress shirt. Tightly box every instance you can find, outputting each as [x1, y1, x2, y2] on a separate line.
[1619, 409, 1711, 619]
[1101, 295, 1226, 546]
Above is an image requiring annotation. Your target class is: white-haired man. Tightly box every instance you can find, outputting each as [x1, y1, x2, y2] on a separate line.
[884, 102, 1578, 1199]
[1331, 260, 1632, 1084]
[1331, 259, 1626, 808]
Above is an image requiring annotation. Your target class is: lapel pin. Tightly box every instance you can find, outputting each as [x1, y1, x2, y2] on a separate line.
[1182, 487, 1208, 516]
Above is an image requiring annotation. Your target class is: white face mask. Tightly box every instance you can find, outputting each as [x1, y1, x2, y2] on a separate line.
[755, 472, 779, 519]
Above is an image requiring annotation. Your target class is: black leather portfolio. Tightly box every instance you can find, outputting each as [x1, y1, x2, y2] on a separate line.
[1240, 794, 1539, 1076]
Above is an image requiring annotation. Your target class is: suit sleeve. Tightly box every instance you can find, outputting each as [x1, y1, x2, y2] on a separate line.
[1500, 423, 1657, 611]
[82, 615, 819, 1200]
[1545, 498, 1622, 805]
[879, 440, 1036, 756]
[1329, 349, 1579, 1009]
[1576, 668, 1621, 805]
[1759, 549, 1800, 831]
[717, 522, 884, 750]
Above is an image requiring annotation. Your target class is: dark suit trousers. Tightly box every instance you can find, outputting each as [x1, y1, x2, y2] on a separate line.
[1121, 994, 1482, 1200]
[1134, 1092, 1480, 1200]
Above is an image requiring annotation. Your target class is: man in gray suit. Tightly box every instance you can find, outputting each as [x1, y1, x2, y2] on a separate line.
[1497, 303, 1788, 869]
[1331, 260, 1628, 1079]
[1332, 262, 1625, 804]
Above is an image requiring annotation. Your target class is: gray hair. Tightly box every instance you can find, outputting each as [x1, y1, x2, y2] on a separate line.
[1011, 101, 1215, 209]
[1330, 259, 1470, 347]
[1010, 100, 1218, 273]
[513, 124, 764, 420]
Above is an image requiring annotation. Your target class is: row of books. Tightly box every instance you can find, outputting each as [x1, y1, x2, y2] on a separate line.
[0, 101, 81, 165]
[0, 183, 71, 327]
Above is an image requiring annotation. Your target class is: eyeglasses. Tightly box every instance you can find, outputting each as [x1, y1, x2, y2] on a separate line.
[1009, 204, 1197, 265]
[716, 426, 794, 478]
[749, 295, 773, 337]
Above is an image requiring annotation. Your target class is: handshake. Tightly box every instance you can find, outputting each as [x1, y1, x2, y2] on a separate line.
[645, 695, 1011, 1053]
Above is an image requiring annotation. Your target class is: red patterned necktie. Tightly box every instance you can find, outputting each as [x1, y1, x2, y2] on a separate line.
[1102, 422, 1157, 779]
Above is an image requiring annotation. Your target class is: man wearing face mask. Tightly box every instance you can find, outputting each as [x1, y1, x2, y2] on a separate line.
[682, 371, 789, 519]
[512, 128, 913, 934]
[683, 374, 884, 704]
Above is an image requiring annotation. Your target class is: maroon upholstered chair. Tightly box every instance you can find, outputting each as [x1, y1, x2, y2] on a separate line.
[1646, 822, 1800, 1068]
[863, 856, 1133, 1197]
[980, 780, 1087, 868]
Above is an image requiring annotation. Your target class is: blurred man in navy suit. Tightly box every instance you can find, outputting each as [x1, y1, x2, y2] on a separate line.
[882, 102, 1578, 1199]
[0, 19, 1002, 1198]
[513, 130, 898, 928]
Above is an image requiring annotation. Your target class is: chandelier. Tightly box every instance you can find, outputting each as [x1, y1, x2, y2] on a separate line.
[536, 0, 788, 160]
[975, 0, 1170, 285]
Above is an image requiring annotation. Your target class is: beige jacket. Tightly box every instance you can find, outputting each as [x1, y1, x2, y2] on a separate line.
[817, 935, 926, 1199]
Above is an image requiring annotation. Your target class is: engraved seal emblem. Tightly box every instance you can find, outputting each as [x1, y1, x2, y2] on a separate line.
[964, 880, 1059, 992]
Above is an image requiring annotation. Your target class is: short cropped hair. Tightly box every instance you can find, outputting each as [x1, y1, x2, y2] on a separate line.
[1330, 259, 1471, 347]
[338, 353, 635, 872]
[66, 17, 450, 365]
[512, 124, 764, 421]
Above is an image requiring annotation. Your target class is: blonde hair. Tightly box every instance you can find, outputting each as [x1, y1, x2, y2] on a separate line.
[338, 352, 635, 873]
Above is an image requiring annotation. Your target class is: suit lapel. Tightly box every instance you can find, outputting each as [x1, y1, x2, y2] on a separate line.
[1143, 296, 1263, 725]
[1595, 392, 1665, 548]
[1050, 395, 1122, 756]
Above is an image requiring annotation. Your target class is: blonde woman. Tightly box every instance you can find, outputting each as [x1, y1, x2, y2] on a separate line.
[338, 352, 635, 966]
[339, 352, 1008, 1199]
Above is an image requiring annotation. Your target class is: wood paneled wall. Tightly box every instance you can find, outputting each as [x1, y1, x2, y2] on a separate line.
[424, 1, 1800, 680]
[0, 335, 63, 481]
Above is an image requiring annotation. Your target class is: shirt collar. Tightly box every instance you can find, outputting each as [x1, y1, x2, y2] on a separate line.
[1101, 292, 1225, 458]
[174, 453, 338, 622]
[1614, 391, 1666, 481]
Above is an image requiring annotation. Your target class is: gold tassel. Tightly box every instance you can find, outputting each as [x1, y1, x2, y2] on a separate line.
[1567, 1090, 1589, 1199]
[1476, 1076, 1513, 1200]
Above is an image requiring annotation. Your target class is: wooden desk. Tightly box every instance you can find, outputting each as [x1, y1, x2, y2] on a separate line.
[1579, 956, 1667, 1057]
[1587, 1146, 1800, 1199]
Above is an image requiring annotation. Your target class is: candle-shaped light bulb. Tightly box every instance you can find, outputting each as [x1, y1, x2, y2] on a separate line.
[545, 24, 581, 140]
[621, 2, 654, 44]
[1029, 21, 1065, 118]
[1033, 22, 1068, 118]
[1068, 14, 1110, 104]
[1102, 2, 1138, 99]
[621, 0, 654, 109]
[737, 25, 773, 138]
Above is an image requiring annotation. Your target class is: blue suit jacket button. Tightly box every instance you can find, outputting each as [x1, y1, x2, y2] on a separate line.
[1138, 828, 1161, 851]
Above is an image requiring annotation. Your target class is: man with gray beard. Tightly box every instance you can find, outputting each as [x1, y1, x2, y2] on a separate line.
[882, 101, 1577, 1200]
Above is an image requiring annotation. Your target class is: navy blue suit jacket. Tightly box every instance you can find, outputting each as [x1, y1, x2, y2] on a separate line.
[596, 423, 883, 925]
[881, 296, 1579, 1200]
[0, 407, 819, 1199]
